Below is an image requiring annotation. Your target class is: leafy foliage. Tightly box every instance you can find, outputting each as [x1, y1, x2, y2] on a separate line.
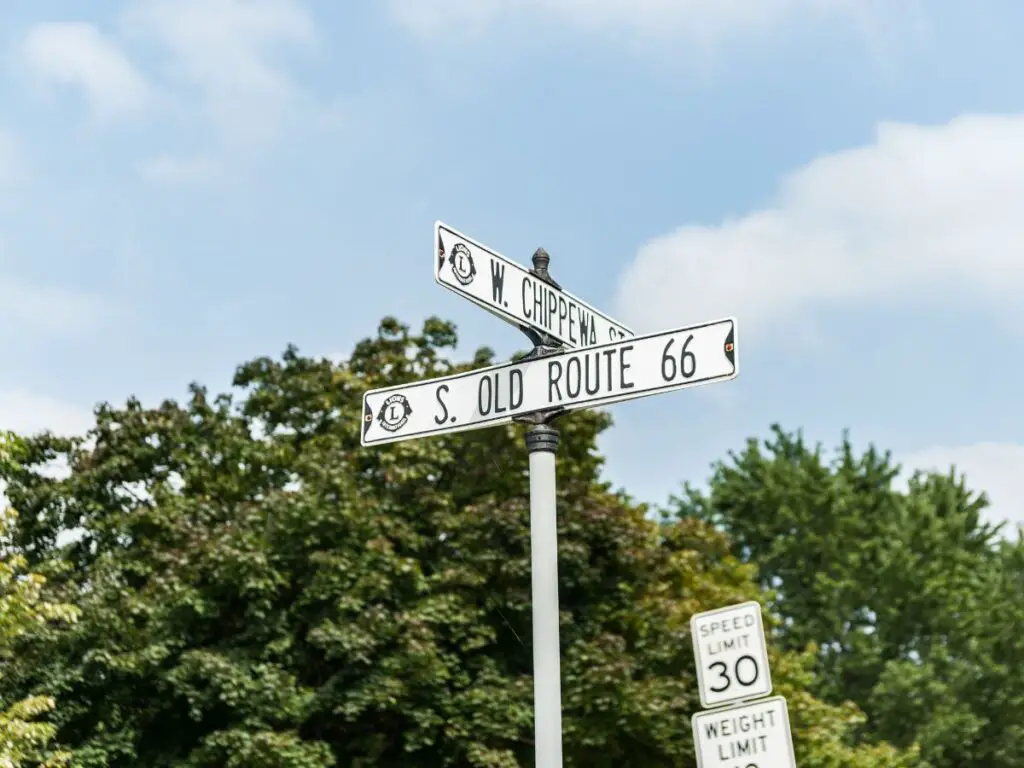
[1, 442, 80, 768]
[1, 319, 915, 766]
[672, 425, 1024, 767]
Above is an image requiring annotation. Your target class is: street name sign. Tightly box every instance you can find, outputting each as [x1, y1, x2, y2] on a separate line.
[691, 601, 772, 709]
[691, 696, 796, 768]
[435, 221, 633, 348]
[361, 317, 737, 447]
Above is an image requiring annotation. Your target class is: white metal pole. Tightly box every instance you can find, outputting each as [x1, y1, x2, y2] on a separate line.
[526, 422, 563, 768]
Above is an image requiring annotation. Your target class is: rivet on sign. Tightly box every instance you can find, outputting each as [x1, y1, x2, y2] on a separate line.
[725, 343, 734, 352]
[364, 414, 372, 422]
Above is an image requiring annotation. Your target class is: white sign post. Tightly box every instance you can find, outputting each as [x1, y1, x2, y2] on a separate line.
[361, 228, 740, 768]
[526, 418, 562, 766]
[691, 696, 797, 768]
[691, 601, 773, 709]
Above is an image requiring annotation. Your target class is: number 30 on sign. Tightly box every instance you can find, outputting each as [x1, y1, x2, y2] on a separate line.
[691, 601, 773, 709]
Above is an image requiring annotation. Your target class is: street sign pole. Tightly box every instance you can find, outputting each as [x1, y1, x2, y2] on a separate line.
[362, 221, 741, 768]
[517, 249, 565, 768]
[525, 421, 562, 767]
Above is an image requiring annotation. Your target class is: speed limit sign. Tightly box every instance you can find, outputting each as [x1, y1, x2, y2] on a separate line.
[691, 601, 772, 708]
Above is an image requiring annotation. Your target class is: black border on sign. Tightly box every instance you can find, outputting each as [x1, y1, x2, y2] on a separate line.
[362, 399, 373, 441]
[360, 318, 737, 446]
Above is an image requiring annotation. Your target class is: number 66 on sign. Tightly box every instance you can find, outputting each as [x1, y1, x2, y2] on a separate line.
[691, 601, 773, 709]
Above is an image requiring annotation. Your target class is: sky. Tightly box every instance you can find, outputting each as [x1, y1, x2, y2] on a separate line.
[1, 0, 1022, 531]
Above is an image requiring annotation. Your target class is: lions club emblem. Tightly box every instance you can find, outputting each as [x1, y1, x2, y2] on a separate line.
[377, 393, 412, 433]
[448, 242, 476, 286]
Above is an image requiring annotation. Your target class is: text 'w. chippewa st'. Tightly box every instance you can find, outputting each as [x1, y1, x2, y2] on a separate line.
[361, 318, 737, 446]
[435, 221, 633, 348]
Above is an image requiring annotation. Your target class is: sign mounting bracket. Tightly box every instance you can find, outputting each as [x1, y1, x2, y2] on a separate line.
[515, 247, 567, 427]
[518, 247, 566, 352]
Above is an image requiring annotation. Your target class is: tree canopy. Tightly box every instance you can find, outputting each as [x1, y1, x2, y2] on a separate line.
[671, 426, 1024, 768]
[0, 317, 926, 766]
[1, 440, 79, 768]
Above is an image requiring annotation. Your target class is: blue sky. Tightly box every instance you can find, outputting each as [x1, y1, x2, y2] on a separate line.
[1, 0, 1022, 529]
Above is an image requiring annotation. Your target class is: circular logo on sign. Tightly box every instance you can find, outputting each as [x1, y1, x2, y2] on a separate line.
[377, 393, 413, 432]
[448, 243, 476, 286]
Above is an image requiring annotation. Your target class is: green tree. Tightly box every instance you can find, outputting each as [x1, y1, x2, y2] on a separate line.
[1, 447, 80, 768]
[671, 425, 1021, 767]
[867, 531, 1024, 767]
[0, 320, 916, 766]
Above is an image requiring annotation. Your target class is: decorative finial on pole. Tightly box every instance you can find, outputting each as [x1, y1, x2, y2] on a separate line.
[530, 248, 561, 290]
[532, 247, 550, 275]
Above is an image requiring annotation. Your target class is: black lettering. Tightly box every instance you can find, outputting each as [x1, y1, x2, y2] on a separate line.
[557, 296, 568, 337]
[546, 290, 557, 330]
[584, 352, 600, 395]
[735, 655, 759, 686]
[568, 302, 578, 343]
[510, 369, 523, 410]
[619, 345, 635, 389]
[565, 356, 582, 399]
[548, 360, 563, 401]
[533, 281, 544, 326]
[434, 384, 450, 424]
[493, 374, 506, 414]
[602, 349, 615, 390]
[709, 660, 729, 692]
[478, 376, 492, 416]
[490, 260, 506, 303]
[579, 313, 591, 344]
[522, 277, 531, 319]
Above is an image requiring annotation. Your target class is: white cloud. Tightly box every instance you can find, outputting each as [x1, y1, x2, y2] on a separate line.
[0, 390, 93, 437]
[388, 0, 869, 45]
[902, 443, 1024, 533]
[19, 2, 338, 167]
[22, 21, 151, 121]
[122, 0, 318, 144]
[615, 114, 1024, 335]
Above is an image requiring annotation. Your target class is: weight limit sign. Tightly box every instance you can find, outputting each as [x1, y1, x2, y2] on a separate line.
[691, 601, 773, 709]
